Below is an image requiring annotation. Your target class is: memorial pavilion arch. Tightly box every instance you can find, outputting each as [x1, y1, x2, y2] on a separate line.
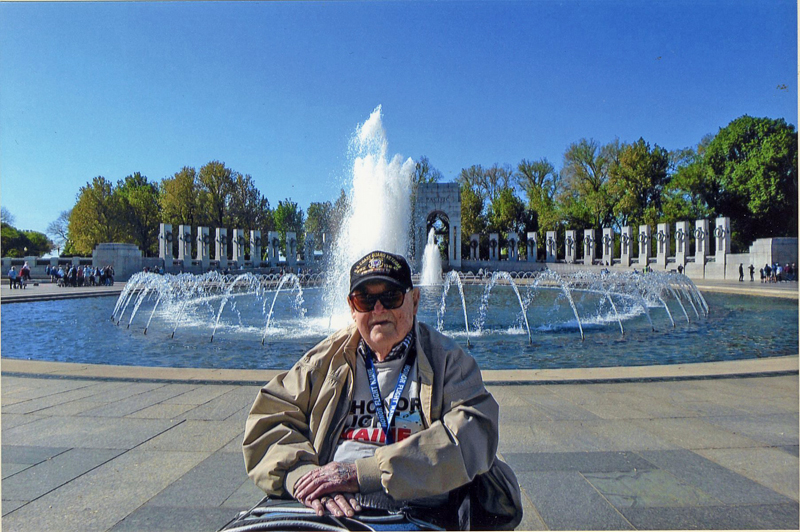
[424, 210, 450, 262]
[413, 182, 462, 271]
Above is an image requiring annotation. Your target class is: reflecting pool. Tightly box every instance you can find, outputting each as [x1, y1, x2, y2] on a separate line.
[1, 285, 796, 371]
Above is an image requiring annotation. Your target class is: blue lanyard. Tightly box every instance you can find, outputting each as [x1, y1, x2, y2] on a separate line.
[363, 350, 416, 445]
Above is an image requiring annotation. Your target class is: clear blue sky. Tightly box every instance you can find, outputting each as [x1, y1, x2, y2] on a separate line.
[1, 0, 796, 236]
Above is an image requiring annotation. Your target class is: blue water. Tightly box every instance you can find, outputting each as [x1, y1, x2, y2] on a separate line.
[1, 288, 797, 371]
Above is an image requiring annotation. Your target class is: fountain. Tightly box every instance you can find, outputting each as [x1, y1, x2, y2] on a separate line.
[325, 105, 416, 326]
[437, 270, 471, 346]
[420, 228, 443, 286]
[2, 108, 796, 372]
[110, 266, 712, 354]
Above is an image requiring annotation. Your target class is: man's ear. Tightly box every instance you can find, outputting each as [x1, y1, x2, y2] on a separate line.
[347, 296, 358, 321]
[411, 288, 421, 314]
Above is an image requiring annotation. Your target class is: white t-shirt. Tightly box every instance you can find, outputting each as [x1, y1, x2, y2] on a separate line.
[333, 352, 446, 509]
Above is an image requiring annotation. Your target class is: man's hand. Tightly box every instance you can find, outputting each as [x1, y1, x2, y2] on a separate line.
[294, 462, 361, 516]
[307, 492, 361, 517]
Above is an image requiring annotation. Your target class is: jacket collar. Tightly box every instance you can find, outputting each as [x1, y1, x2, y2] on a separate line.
[340, 320, 435, 419]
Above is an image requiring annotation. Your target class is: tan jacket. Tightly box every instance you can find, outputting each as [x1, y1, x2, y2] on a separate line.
[243, 320, 500, 502]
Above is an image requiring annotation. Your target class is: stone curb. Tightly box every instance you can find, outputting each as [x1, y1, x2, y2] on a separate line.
[3, 356, 797, 385]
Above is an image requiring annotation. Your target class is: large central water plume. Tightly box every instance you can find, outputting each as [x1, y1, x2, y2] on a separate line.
[325, 106, 416, 326]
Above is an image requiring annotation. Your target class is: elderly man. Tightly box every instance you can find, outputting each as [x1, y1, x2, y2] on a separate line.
[243, 250, 521, 529]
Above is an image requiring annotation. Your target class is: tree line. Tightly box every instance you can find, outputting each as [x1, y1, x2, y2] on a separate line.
[1, 207, 53, 258]
[455, 115, 796, 256]
[31, 114, 798, 260]
[52, 161, 328, 259]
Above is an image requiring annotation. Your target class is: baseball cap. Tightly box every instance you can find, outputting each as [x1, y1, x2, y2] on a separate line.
[349, 251, 413, 293]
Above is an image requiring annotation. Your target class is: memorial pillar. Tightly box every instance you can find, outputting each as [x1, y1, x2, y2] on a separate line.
[638, 225, 651, 267]
[488, 233, 499, 261]
[158, 223, 173, 262]
[527, 232, 538, 262]
[565, 230, 577, 264]
[250, 230, 262, 266]
[656, 223, 670, 268]
[470, 234, 480, 260]
[286, 232, 297, 267]
[583, 229, 596, 266]
[620, 226, 633, 267]
[546, 230, 557, 263]
[694, 219, 709, 265]
[268, 231, 281, 265]
[674, 221, 689, 271]
[232, 229, 246, 266]
[196, 226, 210, 270]
[714, 217, 731, 267]
[178, 224, 192, 269]
[507, 232, 518, 261]
[215, 228, 228, 269]
[602, 228, 614, 266]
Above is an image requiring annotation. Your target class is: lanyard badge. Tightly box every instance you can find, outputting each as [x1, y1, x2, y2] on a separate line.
[363, 350, 416, 445]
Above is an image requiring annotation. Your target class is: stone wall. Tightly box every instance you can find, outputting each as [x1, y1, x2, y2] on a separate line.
[92, 243, 144, 281]
[749, 238, 798, 270]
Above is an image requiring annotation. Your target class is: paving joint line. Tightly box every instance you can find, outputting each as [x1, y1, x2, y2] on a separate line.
[578, 470, 639, 530]
[3, 369, 797, 388]
[3, 418, 191, 519]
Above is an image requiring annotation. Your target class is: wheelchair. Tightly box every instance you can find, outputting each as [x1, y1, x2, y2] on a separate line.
[218, 489, 472, 531]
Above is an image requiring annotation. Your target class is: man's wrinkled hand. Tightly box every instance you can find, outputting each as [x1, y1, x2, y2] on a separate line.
[294, 462, 358, 515]
[307, 492, 361, 517]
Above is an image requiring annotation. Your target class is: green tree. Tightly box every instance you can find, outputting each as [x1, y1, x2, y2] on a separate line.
[1, 224, 22, 257]
[459, 182, 486, 257]
[703, 115, 798, 249]
[1, 224, 53, 257]
[116, 172, 161, 256]
[69, 176, 125, 255]
[306, 201, 333, 240]
[160, 167, 204, 227]
[273, 199, 305, 259]
[456, 164, 512, 205]
[198, 160, 234, 228]
[607, 138, 670, 229]
[228, 172, 272, 231]
[487, 187, 528, 234]
[487, 187, 530, 257]
[516, 158, 561, 232]
[22, 230, 53, 256]
[559, 139, 618, 229]
[662, 151, 716, 224]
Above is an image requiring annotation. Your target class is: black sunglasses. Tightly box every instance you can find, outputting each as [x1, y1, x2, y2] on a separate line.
[349, 288, 410, 312]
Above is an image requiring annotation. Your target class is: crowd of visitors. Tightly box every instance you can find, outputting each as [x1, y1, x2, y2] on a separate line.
[44, 264, 116, 287]
[6, 261, 31, 289]
[760, 263, 796, 283]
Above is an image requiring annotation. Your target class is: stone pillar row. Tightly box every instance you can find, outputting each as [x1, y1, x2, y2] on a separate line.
[158, 224, 327, 269]
[464, 217, 731, 267]
[159, 218, 730, 268]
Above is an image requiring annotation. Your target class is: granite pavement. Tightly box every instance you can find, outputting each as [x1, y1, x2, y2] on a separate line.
[1, 278, 798, 530]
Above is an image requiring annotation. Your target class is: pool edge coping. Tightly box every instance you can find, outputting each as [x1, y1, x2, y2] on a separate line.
[2, 356, 797, 385]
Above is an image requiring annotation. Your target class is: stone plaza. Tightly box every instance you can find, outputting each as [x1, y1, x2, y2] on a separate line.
[1, 280, 798, 531]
